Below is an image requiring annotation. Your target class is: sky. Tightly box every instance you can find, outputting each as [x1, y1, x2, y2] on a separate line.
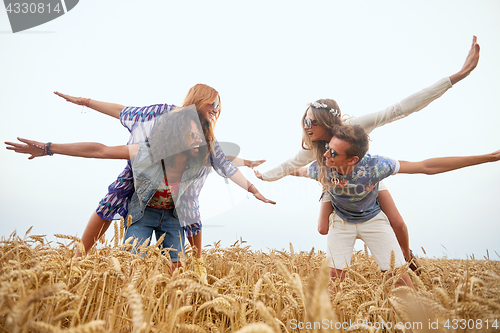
[1, 1, 499, 260]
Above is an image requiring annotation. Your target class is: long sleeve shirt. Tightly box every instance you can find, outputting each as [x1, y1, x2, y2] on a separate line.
[261, 77, 453, 181]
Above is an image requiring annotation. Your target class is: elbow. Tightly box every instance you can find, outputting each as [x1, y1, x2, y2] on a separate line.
[95, 148, 108, 159]
[419, 162, 438, 175]
[422, 167, 438, 175]
[318, 225, 329, 235]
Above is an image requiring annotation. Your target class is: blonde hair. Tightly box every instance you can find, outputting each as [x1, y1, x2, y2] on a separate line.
[182, 84, 221, 153]
[301, 99, 343, 189]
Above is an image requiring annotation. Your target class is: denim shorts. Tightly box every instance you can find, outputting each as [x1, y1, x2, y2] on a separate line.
[124, 207, 185, 262]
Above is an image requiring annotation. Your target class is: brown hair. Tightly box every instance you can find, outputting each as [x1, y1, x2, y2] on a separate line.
[150, 107, 206, 167]
[182, 84, 220, 153]
[332, 125, 370, 160]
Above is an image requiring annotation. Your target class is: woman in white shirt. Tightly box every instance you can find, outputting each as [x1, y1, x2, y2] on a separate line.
[255, 36, 480, 269]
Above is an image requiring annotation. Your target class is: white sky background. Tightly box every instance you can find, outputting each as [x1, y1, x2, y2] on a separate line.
[1, 1, 499, 259]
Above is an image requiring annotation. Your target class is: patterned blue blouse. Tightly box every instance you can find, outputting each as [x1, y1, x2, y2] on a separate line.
[96, 103, 238, 238]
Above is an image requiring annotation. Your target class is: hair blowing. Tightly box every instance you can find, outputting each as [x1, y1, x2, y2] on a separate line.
[301, 99, 343, 190]
[150, 108, 204, 168]
[182, 84, 220, 154]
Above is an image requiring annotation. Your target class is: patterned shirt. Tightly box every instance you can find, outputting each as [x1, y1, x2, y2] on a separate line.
[122, 104, 238, 228]
[95, 103, 175, 221]
[121, 103, 176, 144]
[308, 154, 400, 223]
[147, 179, 179, 210]
[174, 143, 238, 228]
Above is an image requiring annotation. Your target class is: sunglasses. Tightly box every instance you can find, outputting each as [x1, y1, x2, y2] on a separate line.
[211, 98, 220, 111]
[189, 131, 201, 140]
[303, 117, 318, 129]
[325, 143, 345, 158]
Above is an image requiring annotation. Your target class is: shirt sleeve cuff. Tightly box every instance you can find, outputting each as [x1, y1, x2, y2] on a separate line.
[393, 159, 401, 174]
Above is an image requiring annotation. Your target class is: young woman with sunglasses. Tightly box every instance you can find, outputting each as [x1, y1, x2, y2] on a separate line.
[20, 84, 273, 272]
[256, 36, 480, 266]
[7, 107, 276, 278]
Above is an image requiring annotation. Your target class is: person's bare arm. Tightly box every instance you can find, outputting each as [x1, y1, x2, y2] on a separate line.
[449, 36, 480, 85]
[398, 150, 500, 175]
[229, 157, 266, 168]
[54, 91, 124, 119]
[318, 201, 333, 235]
[5, 137, 132, 160]
[228, 170, 276, 204]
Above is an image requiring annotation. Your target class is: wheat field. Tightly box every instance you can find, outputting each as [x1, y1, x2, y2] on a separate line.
[1, 223, 499, 333]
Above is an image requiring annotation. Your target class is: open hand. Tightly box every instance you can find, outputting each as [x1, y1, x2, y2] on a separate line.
[246, 159, 266, 169]
[460, 35, 480, 77]
[253, 191, 276, 205]
[254, 169, 264, 180]
[450, 36, 480, 85]
[54, 91, 84, 105]
[5, 137, 46, 159]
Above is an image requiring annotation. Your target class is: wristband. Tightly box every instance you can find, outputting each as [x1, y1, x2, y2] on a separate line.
[31, 142, 53, 157]
[45, 142, 54, 156]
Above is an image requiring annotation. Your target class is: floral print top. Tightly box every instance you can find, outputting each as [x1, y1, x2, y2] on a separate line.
[308, 154, 399, 223]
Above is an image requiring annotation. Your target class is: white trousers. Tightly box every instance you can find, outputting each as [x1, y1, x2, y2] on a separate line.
[326, 211, 405, 271]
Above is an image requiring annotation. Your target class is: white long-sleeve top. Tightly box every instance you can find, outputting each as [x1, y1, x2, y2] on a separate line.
[261, 77, 453, 181]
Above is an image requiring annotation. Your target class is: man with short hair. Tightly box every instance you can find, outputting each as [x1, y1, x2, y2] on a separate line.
[296, 124, 500, 288]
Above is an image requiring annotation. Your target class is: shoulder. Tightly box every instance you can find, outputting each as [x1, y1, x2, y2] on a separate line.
[365, 154, 398, 173]
[307, 161, 320, 178]
[356, 154, 375, 166]
[368, 154, 396, 165]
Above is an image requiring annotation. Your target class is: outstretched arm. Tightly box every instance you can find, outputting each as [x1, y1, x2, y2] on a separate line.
[288, 166, 309, 178]
[449, 35, 480, 85]
[351, 36, 480, 134]
[54, 91, 124, 119]
[256, 148, 316, 181]
[258, 37, 481, 182]
[229, 157, 266, 168]
[398, 150, 500, 175]
[5, 137, 134, 160]
[229, 170, 276, 204]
